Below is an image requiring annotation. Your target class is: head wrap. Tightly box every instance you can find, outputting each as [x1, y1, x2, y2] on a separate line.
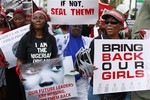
[63, 26, 84, 63]
[33, 10, 47, 20]
[13, 8, 26, 17]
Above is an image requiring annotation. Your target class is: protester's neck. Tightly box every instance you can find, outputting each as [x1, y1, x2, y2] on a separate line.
[35, 30, 43, 38]
[109, 35, 120, 39]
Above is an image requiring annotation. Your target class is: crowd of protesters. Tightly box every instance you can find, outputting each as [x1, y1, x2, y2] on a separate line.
[0, 0, 149, 100]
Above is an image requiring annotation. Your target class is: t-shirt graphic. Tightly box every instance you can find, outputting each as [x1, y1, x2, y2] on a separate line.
[31, 42, 51, 63]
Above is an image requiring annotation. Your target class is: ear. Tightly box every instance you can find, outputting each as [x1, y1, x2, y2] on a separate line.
[120, 26, 123, 30]
[120, 24, 124, 30]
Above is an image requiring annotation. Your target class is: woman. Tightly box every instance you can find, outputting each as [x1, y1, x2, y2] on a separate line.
[15, 10, 58, 100]
[0, 11, 11, 34]
[88, 9, 130, 100]
[0, 11, 10, 100]
[16, 10, 57, 64]
[13, 8, 26, 29]
[5, 8, 27, 100]
[55, 25, 93, 100]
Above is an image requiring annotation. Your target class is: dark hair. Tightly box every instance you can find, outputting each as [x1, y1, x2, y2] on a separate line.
[0, 14, 11, 29]
[60, 25, 69, 30]
[27, 22, 54, 46]
[6, 9, 14, 14]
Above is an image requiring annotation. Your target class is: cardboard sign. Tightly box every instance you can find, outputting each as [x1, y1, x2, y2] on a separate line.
[0, 25, 30, 68]
[93, 40, 150, 94]
[47, 0, 98, 24]
[20, 56, 78, 100]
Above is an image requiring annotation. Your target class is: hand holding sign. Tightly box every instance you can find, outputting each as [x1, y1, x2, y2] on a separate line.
[75, 47, 97, 77]
[139, 30, 146, 39]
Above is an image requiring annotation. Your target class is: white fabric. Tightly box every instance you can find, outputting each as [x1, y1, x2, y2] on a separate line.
[68, 77, 89, 100]
[94, 26, 99, 38]
[76, 77, 89, 100]
[55, 34, 93, 100]
[47, 22, 55, 35]
[55, 34, 93, 56]
[7, 12, 13, 21]
[116, 4, 129, 14]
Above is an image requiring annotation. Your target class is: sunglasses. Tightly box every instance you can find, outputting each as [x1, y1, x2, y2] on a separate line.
[104, 20, 120, 25]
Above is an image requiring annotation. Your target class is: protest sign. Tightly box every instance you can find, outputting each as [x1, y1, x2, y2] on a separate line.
[0, 25, 30, 68]
[1, 0, 25, 10]
[93, 40, 150, 94]
[0, 25, 30, 47]
[20, 56, 77, 100]
[1, 0, 38, 14]
[47, 0, 98, 24]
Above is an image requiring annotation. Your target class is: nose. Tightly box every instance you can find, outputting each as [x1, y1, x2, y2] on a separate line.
[39, 76, 54, 87]
[36, 18, 40, 21]
[76, 26, 82, 30]
[15, 19, 20, 23]
[39, 70, 54, 87]
[39, 81, 53, 87]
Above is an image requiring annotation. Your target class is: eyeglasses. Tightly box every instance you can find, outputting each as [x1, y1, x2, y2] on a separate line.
[104, 20, 120, 25]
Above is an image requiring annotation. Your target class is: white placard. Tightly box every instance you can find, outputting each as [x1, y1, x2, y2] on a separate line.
[93, 40, 150, 94]
[47, 0, 98, 24]
[0, 25, 30, 68]
[20, 56, 77, 100]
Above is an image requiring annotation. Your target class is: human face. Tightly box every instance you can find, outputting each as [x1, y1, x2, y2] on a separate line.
[105, 17, 123, 39]
[13, 14, 26, 28]
[26, 16, 32, 24]
[71, 25, 82, 37]
[32, 12, 46, 30]
[23, 62, 64, 90]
